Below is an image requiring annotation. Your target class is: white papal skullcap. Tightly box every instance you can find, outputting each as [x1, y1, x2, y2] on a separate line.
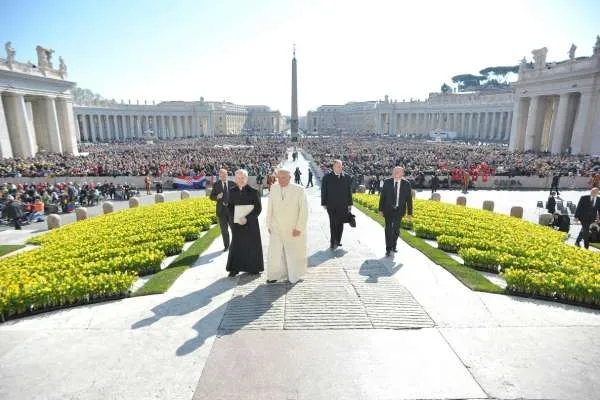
[277, 167, 292, 175]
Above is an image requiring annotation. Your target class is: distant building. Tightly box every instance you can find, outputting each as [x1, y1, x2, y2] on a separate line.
[307, 37, 600, 155]
[0, 43, 79, 158]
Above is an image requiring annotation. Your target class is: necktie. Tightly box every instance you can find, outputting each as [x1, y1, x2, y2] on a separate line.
[223, 182, 228, 202]
[394, 181, 399, 208]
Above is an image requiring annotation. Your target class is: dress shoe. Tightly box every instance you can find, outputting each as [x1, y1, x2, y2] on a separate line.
[266, 280, 277, 284]
[330, 244, 338, 250]
[575, 241, 581, 247]
[228, 271, 238, 278]
[385, 251, 392, 257]
[393, 248, 398, 253]
[337, 242, 342, 247]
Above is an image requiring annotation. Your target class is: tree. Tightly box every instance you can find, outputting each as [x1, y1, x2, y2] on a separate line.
[72, 86, 117, 106]
[479, 65, 519, 85]
[440, 83, 452, 94]
[451, 74, 487, 92]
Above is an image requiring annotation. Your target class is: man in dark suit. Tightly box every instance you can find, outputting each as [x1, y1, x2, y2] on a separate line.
[210, 168, 234, 251]
[321, 159, 353, 250]
[546, 192, 556, 214]
[574, 187, 600, 248]
[379, 166, 413, 256]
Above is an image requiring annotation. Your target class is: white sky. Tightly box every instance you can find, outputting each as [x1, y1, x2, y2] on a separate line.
[4, 0, 599, 115]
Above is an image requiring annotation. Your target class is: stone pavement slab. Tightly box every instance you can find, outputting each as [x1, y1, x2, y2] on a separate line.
[441, 326, 600, 400]
[193, 329, 487, 400]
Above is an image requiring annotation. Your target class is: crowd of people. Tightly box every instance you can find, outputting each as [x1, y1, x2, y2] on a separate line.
[302, 137, 600, 188]
[0, 181, 142, 228]
[0, 137, 287, 178]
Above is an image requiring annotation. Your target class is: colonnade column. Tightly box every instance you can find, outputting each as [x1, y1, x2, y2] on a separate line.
[509, 98, 524, 150]
[129, 115, 135, 138]
[2, 93, 37, 157]
[160, 116, 166, 139]
[40, 97, 62, 152]
[55, 98, 79, 154]
[169, 116, 175, 138]
[549, 94, 570, 154]
[0, 93, 14, 158]
[81, 115, 90, 142]
[570, 91, 593, 154]
[524, 96, 541, 151]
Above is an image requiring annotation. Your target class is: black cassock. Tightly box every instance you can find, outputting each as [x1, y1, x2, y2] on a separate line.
[226, 184, 264, 274]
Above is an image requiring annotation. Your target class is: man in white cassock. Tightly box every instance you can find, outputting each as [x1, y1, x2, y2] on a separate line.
[266, 168, 309, 284]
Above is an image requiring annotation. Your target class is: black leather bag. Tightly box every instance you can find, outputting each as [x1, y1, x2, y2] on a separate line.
[345, 212, 356, 228]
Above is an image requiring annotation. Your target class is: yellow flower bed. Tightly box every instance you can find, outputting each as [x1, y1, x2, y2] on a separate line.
[354, 193, 600, 307]
[0, 198, 217, 320]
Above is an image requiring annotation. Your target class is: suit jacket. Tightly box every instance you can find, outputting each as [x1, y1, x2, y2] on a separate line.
[546, 196, 556, 214]
[321, 172, 353, 209]
[379, 177, 413, 217]
[575, 194, 600, 223]
[210, 179, 234, 217]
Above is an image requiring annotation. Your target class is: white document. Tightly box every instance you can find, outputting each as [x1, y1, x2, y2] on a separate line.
[234, 205, 254, 224]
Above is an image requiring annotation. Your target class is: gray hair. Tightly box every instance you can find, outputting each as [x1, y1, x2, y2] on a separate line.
[235, 169, 249, 178]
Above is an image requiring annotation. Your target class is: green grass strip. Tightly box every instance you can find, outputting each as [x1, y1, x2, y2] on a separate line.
[354, 202, 504, 294]
[133, 225, 221, 296]
[0, 244, 25, 257]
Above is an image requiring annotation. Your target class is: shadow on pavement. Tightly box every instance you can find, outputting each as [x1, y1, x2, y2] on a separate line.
[176, 273, 288, 356]
[191, 250, 223, 268]
[130, 277, 234, 330]
[359, 258, 402, 283]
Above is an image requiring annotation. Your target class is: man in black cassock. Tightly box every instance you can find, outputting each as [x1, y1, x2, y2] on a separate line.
[379, 166, 413, 256]
[226, 169, 264, 277]
[321, 159, 353, 250]
[210, 168, 234, 251]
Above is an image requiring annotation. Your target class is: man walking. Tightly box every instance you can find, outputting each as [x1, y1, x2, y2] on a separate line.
[294, 167, 302, 185]
[551, 173, 561, 195]
[379, 166, 413, 256]
[306, 168, 314, 188]
[210, 168, 234, 251]
[266, 168, 308, 284]
[575, 187, 600, 249]
[321, 159, 353, 250]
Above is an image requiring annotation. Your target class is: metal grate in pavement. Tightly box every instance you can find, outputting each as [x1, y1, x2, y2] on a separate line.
[218, 258, 434, 332]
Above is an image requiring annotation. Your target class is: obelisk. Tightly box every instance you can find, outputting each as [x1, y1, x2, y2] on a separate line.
[291, 45, 299, 142]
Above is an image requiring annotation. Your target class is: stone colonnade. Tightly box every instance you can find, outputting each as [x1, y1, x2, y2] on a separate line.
[379, 109, 513, 140]
[0, 92, 78, 158]
[74, 112, 214, 142]
[509, 91, 596, 154]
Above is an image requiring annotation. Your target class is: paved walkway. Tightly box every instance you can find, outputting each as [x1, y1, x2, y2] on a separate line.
[1, 152, 599, 399]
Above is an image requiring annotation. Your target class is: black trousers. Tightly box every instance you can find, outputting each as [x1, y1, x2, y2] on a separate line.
[550, 183, 559, 194]
[218, 212, 233, 248]
[306, 177, 313, 187]
[327, 208, 345, 246]
[576, 220, 592, 249]
[384, 210, 402, 251]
